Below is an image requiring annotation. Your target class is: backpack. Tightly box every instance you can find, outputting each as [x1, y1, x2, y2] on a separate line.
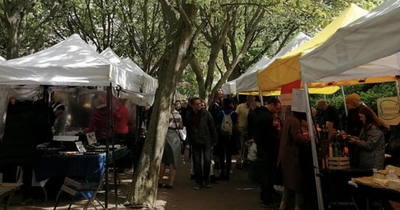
[221, 110, 233, 135]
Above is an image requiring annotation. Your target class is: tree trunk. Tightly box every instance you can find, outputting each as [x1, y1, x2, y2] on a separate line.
[124, 2, 196, 208]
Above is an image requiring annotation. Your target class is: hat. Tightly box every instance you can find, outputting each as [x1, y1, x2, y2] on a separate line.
[346, 93, 360, 107]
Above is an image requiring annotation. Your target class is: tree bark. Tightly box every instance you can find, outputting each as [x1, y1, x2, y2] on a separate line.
[124, 1, 196, 208]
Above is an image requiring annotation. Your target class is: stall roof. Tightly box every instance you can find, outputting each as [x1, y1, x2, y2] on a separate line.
[222, 32, 312, 95]
[221, 56, 270, 94]
[240, 86, 340, 96]
[257, 4, 368, 91]
[100, 48, 157, 106]
[122, 57, 158, 95]
[300, 0, 400, 86]
[0, 34, 140, 92]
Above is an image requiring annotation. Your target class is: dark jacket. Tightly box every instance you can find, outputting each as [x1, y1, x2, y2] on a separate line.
[247, 109, 256, 140]
[185, 108, 217, 146]
[252, 106, 278, 153]
[358, 124, 385, 170]
[320, 105, 341, 130]
[278, 115, 310, 192]
[208, 100, 221, 124]
[0, 102, 38, 166]
[342, 107, 363, 136]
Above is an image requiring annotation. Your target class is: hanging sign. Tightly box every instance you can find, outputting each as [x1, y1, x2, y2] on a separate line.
[377, 97, 400, 125]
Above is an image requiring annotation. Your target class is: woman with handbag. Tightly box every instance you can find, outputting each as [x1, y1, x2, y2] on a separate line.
[158, 103, 184, 189]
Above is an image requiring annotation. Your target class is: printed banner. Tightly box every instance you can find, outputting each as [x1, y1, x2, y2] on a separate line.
[377, 97, 400, 125]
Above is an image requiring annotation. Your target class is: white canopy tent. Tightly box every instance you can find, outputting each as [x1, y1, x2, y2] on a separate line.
[221, 56, 270, 94]
[221, 32, 310, 95]
[300, 0, 400, 85]
[122, 57, 158, 96]
[0, 34, 154, 106]
[101, 48, 158, 106]
[297, 1, 400, 209]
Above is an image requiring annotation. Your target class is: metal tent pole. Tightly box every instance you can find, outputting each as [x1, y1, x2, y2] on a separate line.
[396, 80, 400, 108]
[259, 91, 264, 105]
[341, 86, 348, 117]
[303, 82, 325, 210]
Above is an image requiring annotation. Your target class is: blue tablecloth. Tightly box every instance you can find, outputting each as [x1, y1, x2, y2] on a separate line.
[35, 147, 129, 182]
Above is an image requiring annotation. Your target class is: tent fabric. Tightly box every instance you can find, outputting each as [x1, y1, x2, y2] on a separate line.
[239, 86, 340, 96]
[221, 56, 270, 94]
[101, 48, 157, 106]
[222, 32, 311, 94]
[257, 4, 368, 91]
[0, 34, 138, 90]
[0, 34, 155, 106]
[122, 57, 158, 95]
[300, 0, 400, 85]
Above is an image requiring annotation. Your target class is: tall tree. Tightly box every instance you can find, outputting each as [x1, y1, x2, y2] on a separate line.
[0, 0, 64, 58]
[54, 0, 125, 52]
[124, 0, 200, 207]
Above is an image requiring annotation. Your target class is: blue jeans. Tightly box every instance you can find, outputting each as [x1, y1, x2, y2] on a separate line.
[192, 143, 212, 184]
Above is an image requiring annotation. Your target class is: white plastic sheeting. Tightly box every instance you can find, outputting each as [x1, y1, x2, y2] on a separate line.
[222, 32, 310, 94]
[0, 34, 155, 106]
[0, 34, 136, 89]
[300, 0, 400, 84]
[222, 56, 270, 94]
[122, 57, 158, 95]
[101, 48, 157, 106]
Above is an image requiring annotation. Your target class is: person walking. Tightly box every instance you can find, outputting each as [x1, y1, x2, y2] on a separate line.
[215, 98, 238, 180]
[158, 103, 184, 189]
[235, 95, 255, 169]
[186, 97, 217, 190]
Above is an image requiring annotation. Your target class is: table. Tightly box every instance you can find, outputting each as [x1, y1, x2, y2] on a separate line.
[35, 147, 129, 182]
[320, 167, 372, 208]
[0, 183, 22, 210]
[350, 177, 400, 210]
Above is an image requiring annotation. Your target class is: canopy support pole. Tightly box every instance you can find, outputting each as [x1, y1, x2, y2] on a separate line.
[396, 80, 400, 106]
[303, 82, 325, 210]
[259, 91, 264, 105]
[341, 86, 348, 117]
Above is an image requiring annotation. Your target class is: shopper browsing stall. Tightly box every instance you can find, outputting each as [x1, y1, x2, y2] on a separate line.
[348, 105, 389, 170]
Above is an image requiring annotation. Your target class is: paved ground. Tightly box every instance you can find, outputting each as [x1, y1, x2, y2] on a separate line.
[3, 154, 269, 210]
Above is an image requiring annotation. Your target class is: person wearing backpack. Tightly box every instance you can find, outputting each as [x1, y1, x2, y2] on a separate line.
[215, 98, 238, 180]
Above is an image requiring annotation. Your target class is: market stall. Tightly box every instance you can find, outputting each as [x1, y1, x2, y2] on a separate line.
[0, 34, 154, 208]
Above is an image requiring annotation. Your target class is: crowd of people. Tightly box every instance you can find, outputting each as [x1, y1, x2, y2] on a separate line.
[1, 87, 398, 209]
[163, 89, 399, 210]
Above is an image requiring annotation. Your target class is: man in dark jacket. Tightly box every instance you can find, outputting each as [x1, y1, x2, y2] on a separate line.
[186, 97, 217, 190]
[342, 93, 363, 166]
[316, 99, 341, 130]
[253, 98, 281, 208]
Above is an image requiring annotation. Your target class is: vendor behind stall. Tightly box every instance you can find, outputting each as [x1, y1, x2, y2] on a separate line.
[34, 100, 65, 144]
[113, 97, 129, 141]
[348, 105, 389, 170]
[82, 95, 108, 142]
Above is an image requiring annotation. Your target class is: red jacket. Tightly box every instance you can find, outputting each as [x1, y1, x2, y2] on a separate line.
[113, 105, 129, 134]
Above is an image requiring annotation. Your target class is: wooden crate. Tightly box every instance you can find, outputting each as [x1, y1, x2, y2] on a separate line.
[328, 157, 350, 170]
